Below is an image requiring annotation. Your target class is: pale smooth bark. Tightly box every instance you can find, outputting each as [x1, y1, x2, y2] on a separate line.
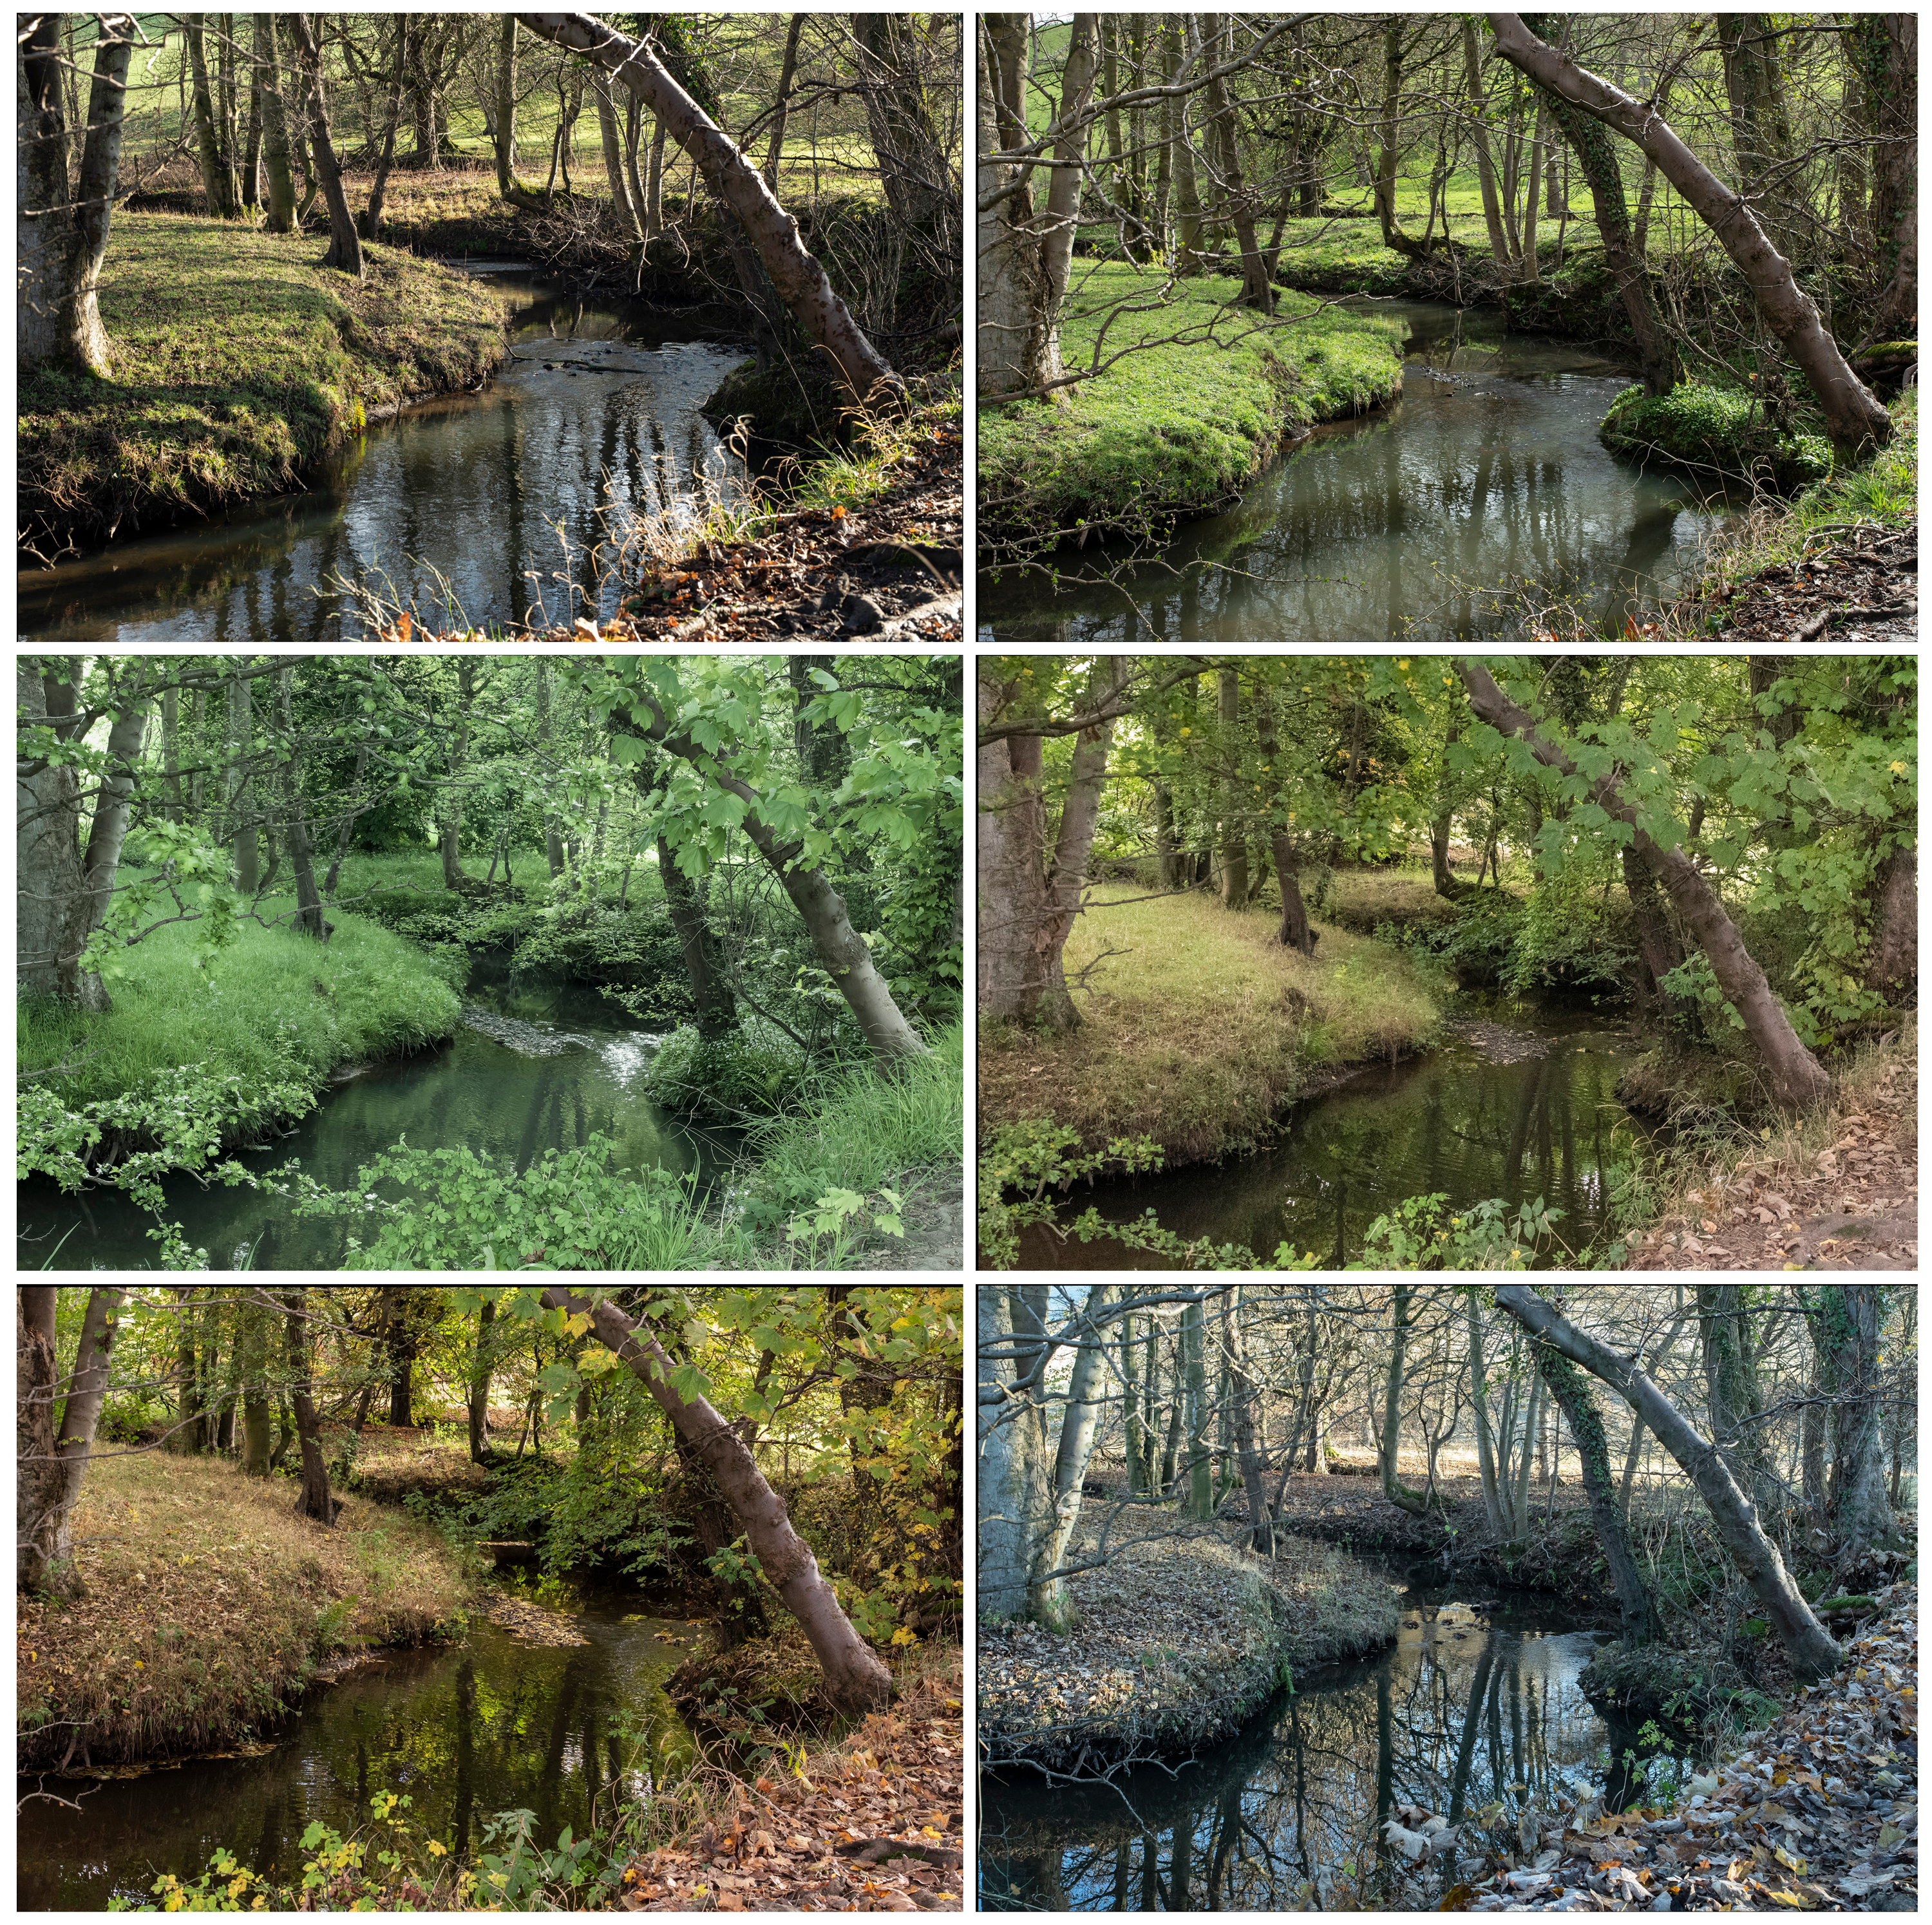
[593, 71, 643, 240]
[762, 14, 804, 190]
[1217, 668, 1248, 910]
[1380, 1284, 1430, 1515]
[467, 1298, 496, 1464]
[19, 14, 134, 374]
[1488, 13, 1891, 457]
[1456, 659, 1830, 1108]
[240, 1296, 272, 1477]
[18, 662, 91, 1000]
[1466, 1288, 1506, 1535]
[1183, 1298, 1211, 1521]
[1041, 1286, 1112, 1591]
[978, 13, 1062, 396]
[978, 1286, 1059, 1622]
[19, 1286, 124, 1597]
[541, 1288, 891, 1712]
[254, 16, 297, 232]
[1462, 21, 1513, 274]
[1495, 1285, 1841, 1680]
[517, 13, 899, 407]
[77, 667, 151, 1011]
[186, 17, 238, 215]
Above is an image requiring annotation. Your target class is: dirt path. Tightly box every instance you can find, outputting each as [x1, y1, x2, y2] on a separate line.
[1629, 1047, 1917, 1271]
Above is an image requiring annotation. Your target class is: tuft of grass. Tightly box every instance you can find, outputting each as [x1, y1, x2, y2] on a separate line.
[1599, 381, 1833, 491]
[18, 902, 462, 1116]
[977, 886, 1439, 1164]
[979, 261, 1403, 551]
[20, 213, 509, 550]
[17, 1449, 475, 1769]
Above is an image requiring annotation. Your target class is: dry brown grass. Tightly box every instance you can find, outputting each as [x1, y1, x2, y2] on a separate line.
[19, 1448, 475, 1770]
[979, 884, 1440, 1162]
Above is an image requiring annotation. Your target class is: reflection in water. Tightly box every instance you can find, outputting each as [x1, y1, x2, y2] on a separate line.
[20, 279, 748, 645]
[1021, 1001, 1656, 1269]
[981, 1587, 1625, 1911]
[17, 1598, 697, 1910]
[17, 971, 731, 1271]
[980, 302, 1738, 645]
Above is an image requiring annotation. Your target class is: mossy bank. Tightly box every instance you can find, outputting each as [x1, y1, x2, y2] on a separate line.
[20, 213, 509, 553]
[980, 262, 1405, 556]
[18, 1449, 474, 1770]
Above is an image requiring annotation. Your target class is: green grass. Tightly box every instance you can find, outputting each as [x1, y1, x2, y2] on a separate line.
[20, 213, 509, 548]
[979, 260, 1403, 546]
[978, 886, 1439, 1164]
[18, 900, 463, 1112]
[745, 1020, 964, 1220]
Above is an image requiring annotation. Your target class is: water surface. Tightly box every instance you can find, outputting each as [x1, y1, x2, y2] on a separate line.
[18, 969, 730, 1271]
[21, 276, 749, 645]
[18, 1592, 700, 1910]
[980, 1577, 1627, 1911]
[1021, 998, 1655, 1269]
[981, 301, 1738, 645]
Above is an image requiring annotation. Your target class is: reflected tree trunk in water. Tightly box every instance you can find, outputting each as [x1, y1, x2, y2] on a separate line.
[453, 1654, 476, 1858]
[1447, 1637, 1499, 1821]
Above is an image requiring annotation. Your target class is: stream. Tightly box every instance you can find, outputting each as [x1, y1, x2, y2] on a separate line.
[1019, 996, 1660, 1269]
[980, 300, 1739, 644]
[20, 272, 750, 645]
[18, 1587, 701, 1911]
[18, 967, 734, 1271]
[980, 1566, 1657, 1911]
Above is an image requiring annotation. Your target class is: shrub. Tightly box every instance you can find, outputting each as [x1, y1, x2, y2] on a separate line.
[643, 1016, 809, 1123]
[1599, 383, 1832, 491]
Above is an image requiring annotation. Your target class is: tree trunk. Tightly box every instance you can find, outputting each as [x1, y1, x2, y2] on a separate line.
[185, 17, 238, 216]
[1182, 1297, 1212, 1521]
[18, 14, 133, 376]
[851, 11, 955, 241]
[1463, 20, 1513, 274]
[1229, 1290, 1273, 1553]
[1495, 1285, 1841, 1680]
[19, 1286, 124, 1598]
[72, 667, 149, 1012]
[277, 669, 325, 940]
[593, 70, 642, 240]
[1120, 1307, 1144, 1499]
[1848, 15, 1915, 342]
[1533, 1342, 1660, 1644]
[1217, 668, 1249, 909]
[762, 13, 804, 191]
[240, 1294, 272, 1477]
[1380, 1284, 1430, 1515]
[1456, 659, 1830, 1107]
[978, 658, 1127, 1030]
[361, 28, 404, 242]
[541, 1288, 891, 1712]
[1199, 14, 1269, 307]
[978, 1285, 1062, 1624]
[1804, 1285, 1899, 1566]
[227, 665, 259, 895]
[282, 1289, 334, 1524]
[18, 664, 94, 1001]
[1696, 1285, 1781, 1529]
[1042, 1285, 1112, 1590]
[1863, 847, 1915, 994]
[1488, 12, 1892, 457]
[1716, 14, 1802, 263]
[1466, 1287, 1506, 1536]
[1622, 843, 1687, 1014]
[467, 1298, 496, 1464]
[289, 14, 363, 277]
[517, 12, 898, 408]
[656, 835, 737, 1039]
[255, 15, 297, 231]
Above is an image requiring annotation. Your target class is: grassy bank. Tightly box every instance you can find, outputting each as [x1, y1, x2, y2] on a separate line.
[18, 1450, 473, 1770]
[20, 213, 509, 552]
[979, 1527, 1399, 1773]
[979, 262, 1403, 553]
[979, 885, 1440, 1164]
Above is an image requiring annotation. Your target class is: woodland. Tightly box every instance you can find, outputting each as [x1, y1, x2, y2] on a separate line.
[976, 1283, 1916, 1912]
[978, 14, 1915, 647]
[18, 652, 964, 1271]
[978, 654, 1917, 1271]
[19, 1283, 964, 1911]
[20, 13, 963, 643]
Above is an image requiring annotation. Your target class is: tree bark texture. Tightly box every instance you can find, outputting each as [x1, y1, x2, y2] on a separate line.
[1043, 1285, 1112, 1591]
[282, 1289, 335, 1524]
[1495, 1285, 1841, 1680]
[289, 14, 363, 277]
[542, 1287, 891, 1711]
[1487, 13, 1891, 457]
[254, 15, 298, 231]
[517, 12, 898, 407]
[1456, 659, 1830, 1108]
[17, 662, 94, 1001]
[19, 1286, 124, 1598]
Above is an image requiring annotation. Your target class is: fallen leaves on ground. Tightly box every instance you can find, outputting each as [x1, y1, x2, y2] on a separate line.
[482, 1594, 591, 1648]
[1703, 523, 1917, 649]
[1414, 1582, 1918, 1912]
[1630, 1048, 1917, 1272]
[618, 1647, 963, 1913]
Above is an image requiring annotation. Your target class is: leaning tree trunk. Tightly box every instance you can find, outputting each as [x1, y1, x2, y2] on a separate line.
[516, 12, 899, 407]
[1532, 1341, 1662, 1645]
[1495, 1285, 1841, 1680]
[19, 1286, 124, 1598]
[540, 1288, 891, 1712]
[1041, 1285, 1112, 1594]
[282, 1288, 334, 1524]
[1488, 13, 1891, 458]
[289, 14, 362, 278]
[1457, 659, 1830, 1107]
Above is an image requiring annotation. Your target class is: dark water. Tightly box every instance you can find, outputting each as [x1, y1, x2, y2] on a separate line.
[1020, 998, 1656, 1269]
[980, 1574, 1633, 1911]
[20, 274, 749, 645]
[17, 1589, 701, 1910]
[980, 301, 1738, 644]
[18, 970, 731, 1271]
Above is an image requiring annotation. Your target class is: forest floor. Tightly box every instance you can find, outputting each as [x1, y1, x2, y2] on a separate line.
[618, 1640, 964, 1912]
[1628, 1032, 1917, 1271]
[978, 884, 1439, 1168]
[978, 1520, 1399, 1774]
[421, 388, 962, 647]
[1418, 1580, 1919, 1913]
[19, 213, 509, 558]
[17, 1450, 472, 1774]
[842, 1160, 965, 1271]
